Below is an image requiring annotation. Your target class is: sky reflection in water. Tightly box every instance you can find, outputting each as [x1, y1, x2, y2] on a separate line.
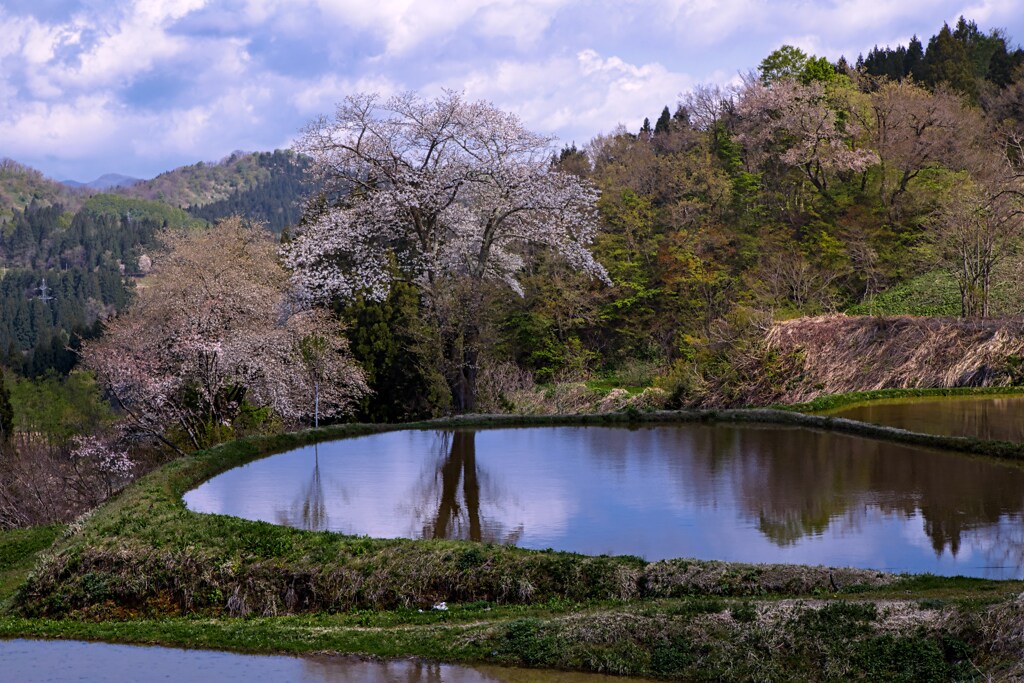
[184, 425, 1024, 578]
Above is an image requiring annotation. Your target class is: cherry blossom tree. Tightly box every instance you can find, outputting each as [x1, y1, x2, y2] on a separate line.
[285, 91, 609, 411]
[736, 78, 878, 200]
[865, 81, 965, 211]
[85, 217, 367, 452]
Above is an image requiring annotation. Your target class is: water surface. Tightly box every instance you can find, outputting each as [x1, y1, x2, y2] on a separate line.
[829, 395, 1024, 441]
[184, 425, 1024, 578]
[0, 639, 632, 683]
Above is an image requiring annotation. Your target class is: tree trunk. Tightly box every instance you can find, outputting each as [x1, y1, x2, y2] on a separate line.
[452, 322, 480, 413]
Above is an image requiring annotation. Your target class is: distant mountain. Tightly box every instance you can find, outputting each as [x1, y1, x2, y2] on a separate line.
[62, 173, 141, 190]
[1, 151, 312, 235]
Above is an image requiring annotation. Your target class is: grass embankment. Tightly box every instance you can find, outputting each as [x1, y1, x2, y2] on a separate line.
[4, 410, 1024, 679]
[0, 525, 63, 608]
[777, 385, 1024, 414]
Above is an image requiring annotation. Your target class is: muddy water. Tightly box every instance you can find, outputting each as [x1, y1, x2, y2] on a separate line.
[0, 639, 637, 682]
[184, 425, 1024, 578]
[829, 395, 1024, 442]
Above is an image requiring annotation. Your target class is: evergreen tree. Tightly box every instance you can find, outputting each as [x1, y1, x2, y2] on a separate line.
[906, 36, 925, 79]
[921, 23, 977, 99]
[343, 279, 450, 422]
[654, 106, 672, 135]
[0, 370, 12, 441]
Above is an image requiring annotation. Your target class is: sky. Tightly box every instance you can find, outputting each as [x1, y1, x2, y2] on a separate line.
[1, 0, 1022, 183]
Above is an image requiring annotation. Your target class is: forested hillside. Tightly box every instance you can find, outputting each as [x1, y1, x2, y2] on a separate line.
[0, 198, 168, 376]
[118, 150, 308, 218]
[462, 16, 1024, 411]
[0, 160, 85, 223]
[0, 151, 309, 376]
[186, 150, 309, 232]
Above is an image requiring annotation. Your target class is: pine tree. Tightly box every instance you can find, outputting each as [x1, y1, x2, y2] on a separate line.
[921, 24, 977, 99]
[654, 106, 672, 135]
[906, 36, 924, 79]
[0, 370, 13, 442]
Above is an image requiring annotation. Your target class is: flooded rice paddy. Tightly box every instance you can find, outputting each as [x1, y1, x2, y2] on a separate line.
[185, 424, 1024, 578]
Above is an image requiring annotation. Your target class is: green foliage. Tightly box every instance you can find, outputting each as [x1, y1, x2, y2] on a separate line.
[187, 150, 309, 233]
[0, 525, 63, 604]
[920, 23, 978, 100]
[120, 151, 271, 209]
[82, 194, 198, 229]
[801, 55, 839, 84]
[344, 279, 451, 422]
[0, 199, 159, 376]
[500, 619, 561, 665]
[847, 270, 962, 317]
[8, 371, 113, 445]
[730, 601, 757, 623]
[654, 106, 672, 135]
[654, 359, 705, 408]
[759, 44, 810, 84]
[0, 161, 84, 223]
[853, 634, 957, 682]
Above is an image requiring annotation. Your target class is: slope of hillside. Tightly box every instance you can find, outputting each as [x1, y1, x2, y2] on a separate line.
[766, 315, 1024, 403]
[186, 150, 309, 232]
[0, 160, 85, 223]
[120, 150, 301, 209]
[846, 268, 1024, 318]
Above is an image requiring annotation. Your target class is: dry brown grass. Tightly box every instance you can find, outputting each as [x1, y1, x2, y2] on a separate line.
[767, 315, 1024, 403]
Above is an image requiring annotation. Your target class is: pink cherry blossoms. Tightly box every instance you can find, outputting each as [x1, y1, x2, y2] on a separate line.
[283, 90, 609, 303]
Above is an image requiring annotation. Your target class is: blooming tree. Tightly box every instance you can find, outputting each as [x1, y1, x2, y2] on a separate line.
[284, 90, 609, 410]
[866, 81, 964, 210]
[737, 78, 878, 199]
[85, 217, 367, 451]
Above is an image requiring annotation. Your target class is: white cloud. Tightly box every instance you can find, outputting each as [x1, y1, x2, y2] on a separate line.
[291, 73, 402, 115]
[54, 0, 207, 89]
[310, 0, 570, 57]
[2, 0, 1023, 179]
[456, 49, 695, 145]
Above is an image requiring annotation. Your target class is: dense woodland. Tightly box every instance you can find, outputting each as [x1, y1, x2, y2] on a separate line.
[186, 150, 309, 233]
[2, 17, 1024, 527]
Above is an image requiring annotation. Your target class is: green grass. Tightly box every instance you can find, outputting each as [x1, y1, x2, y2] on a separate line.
[0, 525, 63, 606]
[774, 385, 1024, 415]
[847, 271, 962, 317]
[0, 593, 1001, 681]
[847, 268, 1024, 318]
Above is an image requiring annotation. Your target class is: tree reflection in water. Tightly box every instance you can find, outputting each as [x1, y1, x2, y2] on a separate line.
[721, 426, 1024, 556]
[277, 443, 328, 531]
[414, 431, 523, 545]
